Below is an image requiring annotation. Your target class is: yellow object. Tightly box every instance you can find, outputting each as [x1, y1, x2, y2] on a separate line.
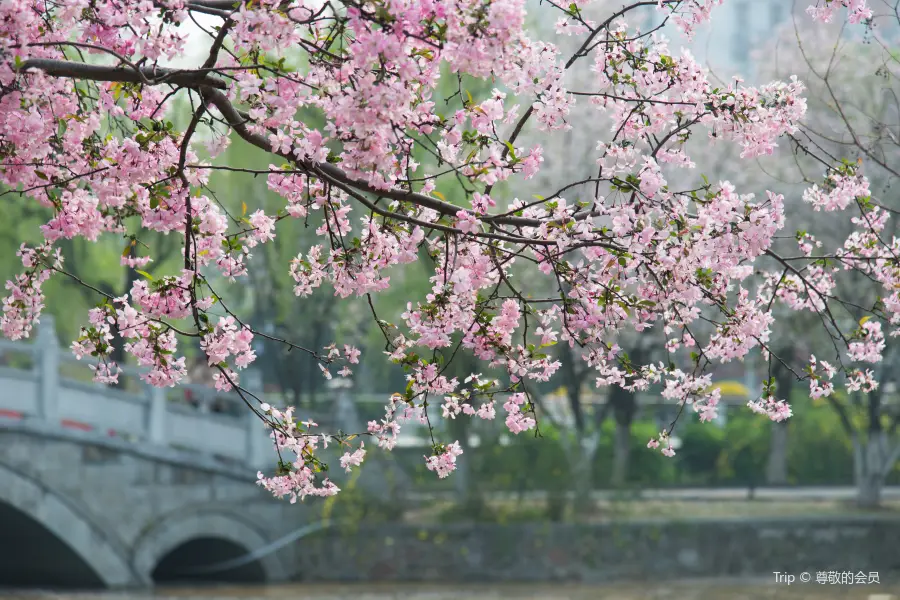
[708, 380, 751, 399]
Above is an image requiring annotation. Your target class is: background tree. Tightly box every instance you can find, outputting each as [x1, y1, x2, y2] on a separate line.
[750, 11, 900, 506]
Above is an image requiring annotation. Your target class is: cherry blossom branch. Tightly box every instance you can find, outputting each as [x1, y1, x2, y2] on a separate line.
[15, 59, 228, 89]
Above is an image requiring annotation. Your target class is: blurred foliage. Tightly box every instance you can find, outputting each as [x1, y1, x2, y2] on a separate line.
[387, 392, 900, 525]
[320, 471, 405, 537]
[394, 393, 899, 505]
[597, 420, 679, 487]
[786, 399, 855, 485]
[712, 411, 771, 487]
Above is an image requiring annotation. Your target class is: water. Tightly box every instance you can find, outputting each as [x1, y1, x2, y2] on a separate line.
[1, 582, 898, 600]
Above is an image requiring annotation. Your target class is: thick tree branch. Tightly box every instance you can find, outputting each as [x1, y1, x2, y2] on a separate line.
[16, 56, 606, 232]
[16, 59, 228, 90]
[198, 86, 604, 230]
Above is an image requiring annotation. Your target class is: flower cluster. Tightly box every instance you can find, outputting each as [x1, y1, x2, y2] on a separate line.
[647, 429, 677, 457]
[425, 441, 464, 479]
[747, 395, 793, 423]
[200, 316, 257, 391]
[340, 442, 367, 473]
[503, 392, 536, 434]
[803, 167, 870, 212]
[256, 404, 340, 503]
[806, 0, 872, 24]
[1, 244, 61, 340]
[808, 355, 837, 399]
[848, 320, 885, 364]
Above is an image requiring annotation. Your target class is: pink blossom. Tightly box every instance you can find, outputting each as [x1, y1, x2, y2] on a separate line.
[424, 441, 463, 479]
[503, 392, 536, 434]
[848, 321, 885, 363]
[340, 442, 366, 473]
[807, 0, 872, 24]
[343, 345, 361, 364]
[455, 210, 480, 235]
[846, 369, 878, 393]
[121, 254, 153, 268]
[247, 209, 276, 246]
[748, 396, 793, 422]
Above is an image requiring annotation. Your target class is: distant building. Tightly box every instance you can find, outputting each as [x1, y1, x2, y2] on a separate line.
[525, 0, 794, 83]
[635, 0, 791, 83]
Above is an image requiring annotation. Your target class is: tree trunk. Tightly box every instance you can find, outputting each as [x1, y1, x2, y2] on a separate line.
[765, 421, 789, 485]
[609, 379, 637, 488]
[855, 433, 886, 509]
[853, 377, 894, 509]
[559, 364, 592, 514]
[611, 421, 631, 488]
[449, 415, 480, 515]
[857, 470, 882, 509]
[766, 345, 794, 485]
[454, 444, 471, 502]
[571, 431, 599, 514]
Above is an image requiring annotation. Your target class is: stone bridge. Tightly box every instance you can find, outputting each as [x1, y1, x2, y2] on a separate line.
[0, 317, 326, 589]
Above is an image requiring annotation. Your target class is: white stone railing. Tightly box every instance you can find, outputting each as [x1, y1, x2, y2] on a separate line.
[0, 315, 277, 469]
[0, 317, 758, 470]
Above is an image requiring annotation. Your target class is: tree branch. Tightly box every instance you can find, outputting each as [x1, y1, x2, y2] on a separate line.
[16, 59, 227, 90]
[199, 86, 603, 230]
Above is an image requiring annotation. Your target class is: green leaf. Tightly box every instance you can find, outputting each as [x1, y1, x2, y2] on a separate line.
[135, 270, 154, 281]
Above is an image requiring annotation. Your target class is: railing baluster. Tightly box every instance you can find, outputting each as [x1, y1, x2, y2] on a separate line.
[243, 369, 269, 469]
[36, 315, 59, 422]
[148, 386, 167, 444]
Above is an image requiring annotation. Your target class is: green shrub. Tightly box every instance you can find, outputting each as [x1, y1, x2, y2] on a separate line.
[591, 420, 678, 487]
[474, 426, 571, 491]
[676, 419, 726, 485]
[787, 401, 854, 485]
[715, 411, 770, 486]
[393, 397, 879, 494]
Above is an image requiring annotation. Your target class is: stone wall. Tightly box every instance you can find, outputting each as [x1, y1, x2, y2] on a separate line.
[0, 429, 306, 586]
[296, 517, 900, 582]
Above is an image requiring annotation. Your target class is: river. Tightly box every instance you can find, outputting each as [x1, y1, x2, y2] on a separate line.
[1, 582, 897, 600]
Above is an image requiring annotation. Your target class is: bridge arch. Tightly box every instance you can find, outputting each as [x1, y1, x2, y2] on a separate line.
[0, 463, 136, 588]
[132, 511, 289, 584]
